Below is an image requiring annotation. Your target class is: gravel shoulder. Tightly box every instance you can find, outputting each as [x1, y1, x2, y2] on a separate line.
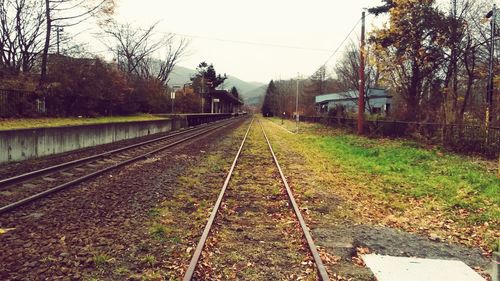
[0, 118, 247, 281]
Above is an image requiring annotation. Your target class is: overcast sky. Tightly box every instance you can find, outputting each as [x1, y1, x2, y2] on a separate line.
[80, 0, 386, 83]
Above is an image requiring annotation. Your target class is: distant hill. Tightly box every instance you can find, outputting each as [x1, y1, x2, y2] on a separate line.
[168, 65, 195, 86]
[168, 65, 266, 105]
[241, 85, 266, 106]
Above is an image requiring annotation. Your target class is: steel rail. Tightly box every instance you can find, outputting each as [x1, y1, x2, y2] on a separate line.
[0, 118, 236, 188]
[258, 119, 330, 281]
[0, 119, 241, 215]
[182, 118, 254, 281]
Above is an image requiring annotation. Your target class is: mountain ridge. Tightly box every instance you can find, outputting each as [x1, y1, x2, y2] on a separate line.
[169, 65, 266, 105]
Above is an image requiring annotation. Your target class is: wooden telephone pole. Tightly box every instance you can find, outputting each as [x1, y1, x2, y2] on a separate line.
[486, 4, 496, 128]
[357, 11, 366, 135]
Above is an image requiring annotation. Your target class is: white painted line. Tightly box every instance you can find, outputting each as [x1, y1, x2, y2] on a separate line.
[264, 119, 296, 134]
[363, 254, 485, 281]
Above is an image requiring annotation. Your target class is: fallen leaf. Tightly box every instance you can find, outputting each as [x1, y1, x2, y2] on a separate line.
[0, 228, 15, 234]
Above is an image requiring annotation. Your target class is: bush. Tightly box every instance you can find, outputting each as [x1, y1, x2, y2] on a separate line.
[45, 56, 132, 116]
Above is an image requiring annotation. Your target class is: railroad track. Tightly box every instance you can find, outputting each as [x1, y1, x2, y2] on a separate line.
[183, 118, 329, 280]
[0, 117, 244, 214]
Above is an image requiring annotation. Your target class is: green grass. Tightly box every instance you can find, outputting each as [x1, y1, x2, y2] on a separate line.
[271, 117, 499, 225]
[0, 114, 168, 130]
[149, 224, 168, 239]
[140, 255, 156, 266]
[93, 253, 113, 268]
[307, 134, 498, 216]
[263, 117, 499, 251]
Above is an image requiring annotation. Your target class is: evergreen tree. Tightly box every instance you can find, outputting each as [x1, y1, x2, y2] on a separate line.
[190, 62, 227, 92]
[230, 86, 239, 99]
[261, 80, 277, 117]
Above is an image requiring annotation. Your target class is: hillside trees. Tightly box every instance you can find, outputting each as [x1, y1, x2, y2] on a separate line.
[305, 66, 327, 95]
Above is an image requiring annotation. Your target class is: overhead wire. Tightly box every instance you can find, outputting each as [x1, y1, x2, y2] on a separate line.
[165, 32, 334, 53]
[61, 13, 370, 80]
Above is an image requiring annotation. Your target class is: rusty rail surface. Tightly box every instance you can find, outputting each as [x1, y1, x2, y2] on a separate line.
[259, 119, 330, 280]
[183, 118, 329, 281]
[0, 117, 243, 214]
[183, 118, 254, 280]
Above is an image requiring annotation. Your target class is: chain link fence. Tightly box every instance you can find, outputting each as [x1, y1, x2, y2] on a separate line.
[300, 116, 500, 159]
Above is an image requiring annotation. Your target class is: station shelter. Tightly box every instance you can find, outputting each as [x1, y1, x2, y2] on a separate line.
[207, 90, 243, 114]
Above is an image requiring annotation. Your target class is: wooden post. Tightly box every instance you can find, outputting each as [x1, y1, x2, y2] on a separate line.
[357, 11, 366, 135]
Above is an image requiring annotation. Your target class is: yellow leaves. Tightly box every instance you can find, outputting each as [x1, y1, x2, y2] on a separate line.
[0, 228, 15, 235]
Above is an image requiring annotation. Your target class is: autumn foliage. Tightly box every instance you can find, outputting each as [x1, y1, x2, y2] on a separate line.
[43, 56, 170, 117]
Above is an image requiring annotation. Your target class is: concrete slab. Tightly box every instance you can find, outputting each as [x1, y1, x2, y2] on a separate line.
[363, 254, 485, 281]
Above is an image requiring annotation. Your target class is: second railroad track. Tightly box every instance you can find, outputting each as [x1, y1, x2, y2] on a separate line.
[0, 117, 244, 214]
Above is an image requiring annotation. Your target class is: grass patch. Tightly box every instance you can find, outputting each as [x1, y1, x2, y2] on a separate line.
[113, 266, 130, 276]
[140, 255, 156, 266]
[0, 114, 168, 130]
[93, 253, 113, 268]
[147, 207, 162, 218]
[149, 224, 168, 240]
[301, 132, 499, 222]
[264, 117, 499, 251]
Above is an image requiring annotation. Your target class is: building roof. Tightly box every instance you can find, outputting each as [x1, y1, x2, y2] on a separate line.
[209, 90, 244, 105]
[315, 88, 390, 104]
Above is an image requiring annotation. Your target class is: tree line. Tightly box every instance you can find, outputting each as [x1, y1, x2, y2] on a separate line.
[263, 0, 498, 126]
[0, 0, 200, 117]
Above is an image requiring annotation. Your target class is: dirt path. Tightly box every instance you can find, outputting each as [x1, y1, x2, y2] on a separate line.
[195, 120, 318, 280]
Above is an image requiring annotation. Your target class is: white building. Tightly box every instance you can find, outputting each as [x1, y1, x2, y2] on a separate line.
[315, 88, 392, 115]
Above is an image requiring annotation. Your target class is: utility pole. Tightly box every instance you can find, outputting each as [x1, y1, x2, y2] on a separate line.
[357, 10, 366, 135]
[56, 26, 63, 54]
[451, 0, 458, 122]
[296, 73, 300, 133]
[171, 92, 175, 113]
[486, 4, 497, 127]
[201, 77, 205, 113]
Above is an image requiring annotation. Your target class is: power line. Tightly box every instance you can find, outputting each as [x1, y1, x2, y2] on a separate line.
[158, 31, 334, 53]
[100, 25, 336, 53]
[322, 16, 363, 66]
[306, 14, 366, 80]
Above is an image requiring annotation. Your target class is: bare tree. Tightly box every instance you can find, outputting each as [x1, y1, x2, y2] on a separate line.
[334, 42, 380, 111]
[104, 22, 163, 76]
[39, 0, 115, 85]
[0, 0, 45, 74]
[437, 0, 494, 124]
[155, 37, 189, 84]
[335, 42, 380, 92]
[104, 22, 189, 85]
